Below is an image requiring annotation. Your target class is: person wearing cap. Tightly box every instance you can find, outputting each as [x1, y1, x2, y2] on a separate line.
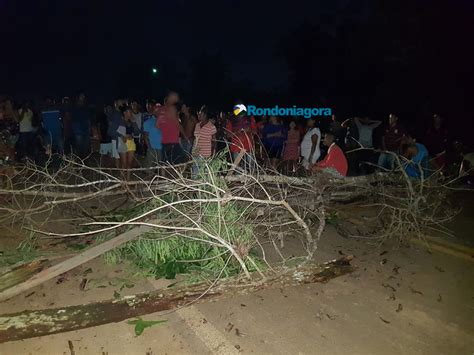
[226, 100, 257, 172]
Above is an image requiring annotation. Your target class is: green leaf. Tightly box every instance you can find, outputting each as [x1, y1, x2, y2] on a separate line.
[127, 318, 167, 336]
[113, 290, 121, 299]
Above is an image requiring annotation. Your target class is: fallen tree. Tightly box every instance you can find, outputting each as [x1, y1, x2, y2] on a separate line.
[0, 255, 355, 343]
[0, 151, 460, 302]
[0, 223, 155, 302]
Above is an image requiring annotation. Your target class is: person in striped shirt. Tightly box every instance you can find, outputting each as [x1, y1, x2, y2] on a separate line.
[192, 106, 216, 177]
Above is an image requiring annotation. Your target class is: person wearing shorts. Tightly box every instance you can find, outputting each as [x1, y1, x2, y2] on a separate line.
[117, 105, 138, 180]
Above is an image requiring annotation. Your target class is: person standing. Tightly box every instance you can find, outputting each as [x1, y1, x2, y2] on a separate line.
[424, 114, 448, 170]
[17, 101, 35, 161]
[283, 120, 301, 173]
[131, 100, 145, 157]
[143, 99, 157, 122]
[353, 117, 381, 149]
[180, 104, 197, 157]
[329, 114, 346, 149]
[156, 91, 184, 164]
[226, 102, 257, 172]
[41, 97, 63, 155]
[107, 99, 125, 168]
[61, 97, 73, 154]
[97, 105, 112, 165]
[117, 105, 139, 180]
[213, 111, 227, 153]
[353, 116, 381, 174]
[143, 104, 162, 172]
[2, 99, 19, 160]
[378, 114, 406, 170]
[192, 106, 216, 177]
[71, 93, 91, 158]
[300, 118, 321, 170]
[262, 115, 286, 169]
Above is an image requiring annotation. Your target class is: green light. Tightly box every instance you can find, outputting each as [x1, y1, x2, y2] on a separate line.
[152, 68, 158, 74]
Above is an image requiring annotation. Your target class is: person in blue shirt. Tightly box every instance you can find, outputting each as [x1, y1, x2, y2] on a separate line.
[261, 115, 287, 169]
[143, 105, 162, 174]
[41, 97, 63, 155]
[402, 142, 429, 179]
[71, 93, 91, 158]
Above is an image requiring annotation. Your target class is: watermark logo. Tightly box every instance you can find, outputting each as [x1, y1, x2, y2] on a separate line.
[233, 104, 247, 116]
[234, 104, 331, 118]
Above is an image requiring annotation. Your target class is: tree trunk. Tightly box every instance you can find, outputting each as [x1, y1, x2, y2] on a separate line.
[0, 223, 156, 302]
[0, 256, 354, 343]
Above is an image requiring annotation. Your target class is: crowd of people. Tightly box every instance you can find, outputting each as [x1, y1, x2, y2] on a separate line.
[0, 91, 470, 181]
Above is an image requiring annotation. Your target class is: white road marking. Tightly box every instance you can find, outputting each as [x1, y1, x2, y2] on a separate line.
[147, 279, 238, 354]
[176, 306, 239, 355]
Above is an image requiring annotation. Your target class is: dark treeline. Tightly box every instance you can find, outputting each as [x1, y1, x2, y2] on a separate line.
[111, 0, 473, 141]
[2, 0, 473, 141]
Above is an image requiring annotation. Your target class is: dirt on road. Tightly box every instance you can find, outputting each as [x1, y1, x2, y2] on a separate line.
[0, 224, 473, 355]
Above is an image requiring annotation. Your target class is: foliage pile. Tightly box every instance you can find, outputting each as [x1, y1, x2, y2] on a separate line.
[104, 154, 263, 280]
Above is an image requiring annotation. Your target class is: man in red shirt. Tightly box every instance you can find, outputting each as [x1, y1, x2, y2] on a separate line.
[378, 113, 406, 170]
[312, 133, 348, 177]
[156, 91, 185, 163]
[226, 105, 257, 172]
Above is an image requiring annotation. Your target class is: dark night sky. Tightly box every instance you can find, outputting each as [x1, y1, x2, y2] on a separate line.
[1, 0, 473, 136]
[1, 0, 365, 99]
